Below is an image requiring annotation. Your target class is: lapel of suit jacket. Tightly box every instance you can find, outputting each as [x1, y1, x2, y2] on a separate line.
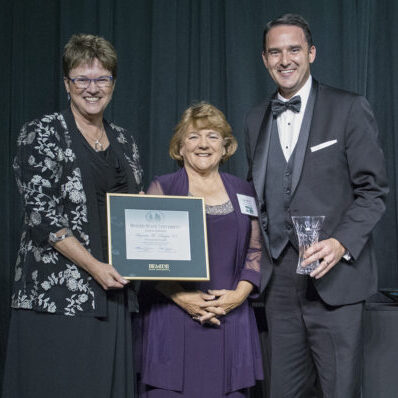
[252, 103, 273, 206]
[291, 79, 318, 195]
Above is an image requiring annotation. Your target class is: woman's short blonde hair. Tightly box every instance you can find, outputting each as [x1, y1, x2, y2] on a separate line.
[63, 33, 118, 78]
[169, 102, 238, 165]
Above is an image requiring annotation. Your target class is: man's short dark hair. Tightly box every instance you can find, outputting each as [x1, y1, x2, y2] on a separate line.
[263, 14, 313, 52]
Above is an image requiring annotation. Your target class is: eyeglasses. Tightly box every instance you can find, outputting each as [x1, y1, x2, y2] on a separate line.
[68, 75, 113, 89]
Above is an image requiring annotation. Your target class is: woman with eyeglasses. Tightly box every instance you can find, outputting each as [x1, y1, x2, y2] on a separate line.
[2, 34, 142, 398]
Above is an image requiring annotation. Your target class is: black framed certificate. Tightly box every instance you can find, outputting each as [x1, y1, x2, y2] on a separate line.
[106, 193, 210, 280]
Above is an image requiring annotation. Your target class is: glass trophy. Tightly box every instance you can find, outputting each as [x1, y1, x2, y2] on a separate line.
[291, 216, 325, 275]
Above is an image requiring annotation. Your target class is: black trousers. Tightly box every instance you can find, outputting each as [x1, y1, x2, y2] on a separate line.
[265, 244, 364, 398]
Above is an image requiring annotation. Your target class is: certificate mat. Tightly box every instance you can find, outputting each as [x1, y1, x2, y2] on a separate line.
[106, 194, 210, 280]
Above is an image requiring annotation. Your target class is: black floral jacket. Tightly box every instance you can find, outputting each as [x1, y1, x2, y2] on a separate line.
[12, 109, 143, 316]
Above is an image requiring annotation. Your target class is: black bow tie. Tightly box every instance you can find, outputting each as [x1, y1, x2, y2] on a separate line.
[271, 95, 301, 116]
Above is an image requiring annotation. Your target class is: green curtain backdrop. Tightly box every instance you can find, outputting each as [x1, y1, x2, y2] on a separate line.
[1, 0, 397, 388]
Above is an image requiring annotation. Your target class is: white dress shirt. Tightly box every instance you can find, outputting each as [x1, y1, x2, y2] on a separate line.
[276, 76, 312, 161]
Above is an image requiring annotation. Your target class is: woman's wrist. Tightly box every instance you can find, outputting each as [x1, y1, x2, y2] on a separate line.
[234, 281, 253, 304]
[156, 281, 184, 302]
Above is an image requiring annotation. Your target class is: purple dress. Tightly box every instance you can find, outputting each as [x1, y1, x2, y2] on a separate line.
[138, 168, 263, 397]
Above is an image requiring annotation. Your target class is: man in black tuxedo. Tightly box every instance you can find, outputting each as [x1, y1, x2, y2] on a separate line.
[245, 14, 388, 397]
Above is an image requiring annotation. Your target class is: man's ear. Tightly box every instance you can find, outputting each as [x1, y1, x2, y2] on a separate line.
[308, 45, 316, 64]
[262, 51, 269, 69]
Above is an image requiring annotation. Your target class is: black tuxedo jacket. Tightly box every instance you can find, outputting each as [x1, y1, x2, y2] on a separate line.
[245, 80, 388, 306]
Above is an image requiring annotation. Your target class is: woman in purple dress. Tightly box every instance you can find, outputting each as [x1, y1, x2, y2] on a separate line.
[138, 102, 263, 397]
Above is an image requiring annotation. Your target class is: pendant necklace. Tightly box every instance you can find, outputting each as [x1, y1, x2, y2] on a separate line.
[93, 127, 105, 152]
[77, 122, 105, 152]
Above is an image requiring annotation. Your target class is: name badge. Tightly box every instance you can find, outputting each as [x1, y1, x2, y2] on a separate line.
[237, 194, 258, 217]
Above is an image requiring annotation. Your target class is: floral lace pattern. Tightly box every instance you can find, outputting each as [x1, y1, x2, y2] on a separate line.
[12, 111, 142, 316]
[111, 122, 143, 186]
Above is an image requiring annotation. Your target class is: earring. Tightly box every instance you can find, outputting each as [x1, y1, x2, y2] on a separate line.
[67, 93, 70, 102]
